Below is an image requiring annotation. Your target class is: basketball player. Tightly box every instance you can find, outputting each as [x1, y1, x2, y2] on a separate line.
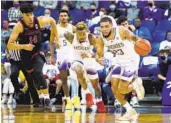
[56, 10, 80, 109]
[7, 3, 58, 108]
[117, 16, 140, 106]
[64, 22, 106, 113]
[96, 17, 145, 120]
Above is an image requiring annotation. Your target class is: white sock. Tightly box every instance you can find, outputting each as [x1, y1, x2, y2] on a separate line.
[123, 102, 132, 111]
[44, 94, 50, 99]
[8, 94, 13, 100]
[83, 88, 90, 94]
[96, 97, 102, 103]
[39, 94, 44, 99]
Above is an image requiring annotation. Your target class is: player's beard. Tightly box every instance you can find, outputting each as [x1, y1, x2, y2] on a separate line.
[103, 30, 112, 38]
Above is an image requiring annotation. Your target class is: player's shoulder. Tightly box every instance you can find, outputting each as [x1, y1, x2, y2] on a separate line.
[13, 21, 23, 32]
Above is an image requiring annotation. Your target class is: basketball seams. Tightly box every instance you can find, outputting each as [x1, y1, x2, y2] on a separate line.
[139, 40, 151, 51]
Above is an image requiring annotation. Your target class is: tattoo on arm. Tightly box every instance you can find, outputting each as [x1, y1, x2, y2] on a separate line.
[124, 29, 139, 42]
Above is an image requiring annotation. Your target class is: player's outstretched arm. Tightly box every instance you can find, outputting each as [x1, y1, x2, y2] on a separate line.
[89, 33, 97, 49]
[96, 36, 105, 65]
[38, 16, 58, 61]
[119, 26, 141, 42]
[7, 22, 34, 51]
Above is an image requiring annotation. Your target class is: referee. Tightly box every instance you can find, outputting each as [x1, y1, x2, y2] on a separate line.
[5, 37, 40, 107]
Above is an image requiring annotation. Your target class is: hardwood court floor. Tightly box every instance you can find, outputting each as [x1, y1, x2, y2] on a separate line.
[1, 104, 171, 123]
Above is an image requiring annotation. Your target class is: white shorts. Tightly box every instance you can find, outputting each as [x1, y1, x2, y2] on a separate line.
[56, 48, 74, 63]
[83, 58, 104, 71]
[111, 61, 139, 82]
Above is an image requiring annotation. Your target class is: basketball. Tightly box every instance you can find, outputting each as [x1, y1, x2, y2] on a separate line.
[134, 39, 151, 56]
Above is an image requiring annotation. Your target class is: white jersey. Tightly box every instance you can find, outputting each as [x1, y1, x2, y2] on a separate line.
[102, 26, 140, 68]
[72, 33, 93, 61]
[56, 23, 74, 62]
[72, 33, 104, 71]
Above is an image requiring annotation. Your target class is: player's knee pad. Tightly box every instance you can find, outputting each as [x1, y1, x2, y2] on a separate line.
[58, 60, 71, 71]
[71, 61, 84, 73]
[86, 69, 98, 80]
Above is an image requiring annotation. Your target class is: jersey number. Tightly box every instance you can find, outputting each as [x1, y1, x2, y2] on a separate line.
[111, 49, 124, 57]
[63, 40, 67, 46]
[29, 35, 38, 44]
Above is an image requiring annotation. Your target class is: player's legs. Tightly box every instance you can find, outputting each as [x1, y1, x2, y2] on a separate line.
[68, 69, 80, 109]
[71, 61, 94, 108]
[58, 60, 70, 98]
[32, 54, 50, 108]
[58, 60, 73, 111]
[10, 61, 21, 98]
[111, 65, 139, 121]
[2, 78, 11, 104]
[86, 69, 106, 112]
[55, 79, 62, 95]
[8, 80, 15, 104]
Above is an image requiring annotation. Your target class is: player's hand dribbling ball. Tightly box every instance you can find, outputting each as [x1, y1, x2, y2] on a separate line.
[134, 39, 151, 56]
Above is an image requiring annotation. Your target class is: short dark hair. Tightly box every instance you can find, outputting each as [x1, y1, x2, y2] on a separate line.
[116, 15, 128, 25]
[20, 3, 34, 13]
[100, 17, 113, 24]
[59, 9, 69, 15]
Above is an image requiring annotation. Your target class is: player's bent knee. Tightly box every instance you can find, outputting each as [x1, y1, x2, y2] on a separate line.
[118, 85, 128, 94]
[71, 62, 84, 73]
[86, 69, 98, 80]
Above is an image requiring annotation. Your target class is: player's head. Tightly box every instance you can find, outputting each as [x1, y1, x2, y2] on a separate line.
[20, 3, 34, 25]
[116, 15, 129, 28]
[59, 9, 69, 24]
[100, 17, 113, 38]
[76, 22, 88, 42]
